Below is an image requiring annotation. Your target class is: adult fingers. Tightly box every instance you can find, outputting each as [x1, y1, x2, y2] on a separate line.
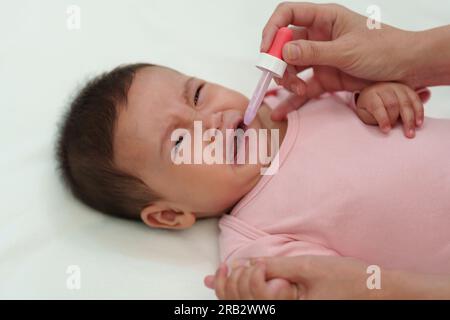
[237, 266, 256, 299]
[290, 25, 309, 42]
[271, 75, 326, 121]
[263, 256, 313, 284]
[214, 263, 228, 300]
[225, 266, 245, 300]
[249, 263, 271, 299]
[261, 2, 338, 52]
[204, 275, 215, 289]
[275, 65, 308, 96]
[282, 39, 342, 67]
[271, 93, 309, 121]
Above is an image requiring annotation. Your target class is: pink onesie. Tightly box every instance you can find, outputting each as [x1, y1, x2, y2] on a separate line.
[219, 89, 450, 275]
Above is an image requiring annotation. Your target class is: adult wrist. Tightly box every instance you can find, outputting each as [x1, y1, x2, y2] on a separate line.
[379, 269, 450, 299]
[368, 268, 424, 299]
[366, 268, 402, 300]
[401, 26, 450, 88]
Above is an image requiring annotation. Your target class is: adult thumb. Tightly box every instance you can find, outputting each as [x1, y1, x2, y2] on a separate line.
[203, 275, 215, 289]
[263, 256, 313, 284]
[283, 40, 340, 67]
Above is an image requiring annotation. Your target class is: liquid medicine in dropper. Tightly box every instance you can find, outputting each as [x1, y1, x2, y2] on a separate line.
[243, 70, 273, 126]
[243, 27, 293, 126]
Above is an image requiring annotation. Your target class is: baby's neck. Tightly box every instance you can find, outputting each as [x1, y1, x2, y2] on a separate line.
[210, 105, 289, 218]
[223, 105, 288, 214]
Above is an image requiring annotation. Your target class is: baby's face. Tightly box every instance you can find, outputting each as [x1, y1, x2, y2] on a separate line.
[114, 66, 270, 219]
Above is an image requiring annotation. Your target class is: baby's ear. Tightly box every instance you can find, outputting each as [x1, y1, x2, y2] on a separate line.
[140, 204, 196, 230]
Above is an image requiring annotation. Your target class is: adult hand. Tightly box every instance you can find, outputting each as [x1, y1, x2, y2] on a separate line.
[204, 262, 299, 300]
[254, 255, 381, 299]
[257, 255, 450, 300]
[204, 256, 377, 300]
[261, 2, 419, 121]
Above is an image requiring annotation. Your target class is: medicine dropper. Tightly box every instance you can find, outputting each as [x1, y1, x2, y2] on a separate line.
[244, 27, 293, 126]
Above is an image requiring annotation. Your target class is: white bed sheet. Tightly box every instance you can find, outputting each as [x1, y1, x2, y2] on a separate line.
[0, 0, 449, 299]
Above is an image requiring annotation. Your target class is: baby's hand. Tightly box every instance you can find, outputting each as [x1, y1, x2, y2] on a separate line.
[204, 261, 299, 300]
[355, 82, 427, 139]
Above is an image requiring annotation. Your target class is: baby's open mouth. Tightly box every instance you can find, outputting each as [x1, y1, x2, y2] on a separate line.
[233, 121, 247, 162]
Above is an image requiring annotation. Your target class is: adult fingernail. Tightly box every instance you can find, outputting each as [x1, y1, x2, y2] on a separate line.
[286, 43, 300, 60]
[409, 129, 415, 138]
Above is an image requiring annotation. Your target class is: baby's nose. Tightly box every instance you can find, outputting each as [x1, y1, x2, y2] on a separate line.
[203, 112, 223, 130]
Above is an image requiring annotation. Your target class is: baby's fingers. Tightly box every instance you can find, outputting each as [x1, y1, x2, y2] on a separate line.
[397, 91, 416, 138]
[406, 89, 424, 128]
[365, 94, 391, 133]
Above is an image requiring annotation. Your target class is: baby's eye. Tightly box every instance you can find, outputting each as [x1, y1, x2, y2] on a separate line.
[194, 83, 204, 106]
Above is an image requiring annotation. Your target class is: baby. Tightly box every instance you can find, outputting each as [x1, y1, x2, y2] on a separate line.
[57, 63, 450, 299]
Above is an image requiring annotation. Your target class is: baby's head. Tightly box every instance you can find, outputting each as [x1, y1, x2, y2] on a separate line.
[57, 64, 274, 229]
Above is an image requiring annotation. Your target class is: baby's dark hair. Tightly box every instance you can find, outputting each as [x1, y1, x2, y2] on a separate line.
[56, 63, 158, 220]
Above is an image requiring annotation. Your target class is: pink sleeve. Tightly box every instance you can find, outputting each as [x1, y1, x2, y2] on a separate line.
[223, 235, 340, 265]
[219, 215, 340, 265]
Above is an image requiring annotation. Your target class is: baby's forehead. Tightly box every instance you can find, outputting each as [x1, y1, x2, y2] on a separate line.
[113, 66, 184, 175]
[131, 66, 184, 92]
[127, 66, 187, 113]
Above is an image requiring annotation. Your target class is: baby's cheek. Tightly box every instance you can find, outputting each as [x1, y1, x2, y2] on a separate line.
[265, 278, 298, 300]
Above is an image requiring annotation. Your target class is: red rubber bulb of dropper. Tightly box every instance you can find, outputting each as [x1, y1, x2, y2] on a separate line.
[267, 27, 293, 60]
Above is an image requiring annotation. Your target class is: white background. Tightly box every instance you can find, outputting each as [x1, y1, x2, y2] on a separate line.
[0, 0, 449, 299]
